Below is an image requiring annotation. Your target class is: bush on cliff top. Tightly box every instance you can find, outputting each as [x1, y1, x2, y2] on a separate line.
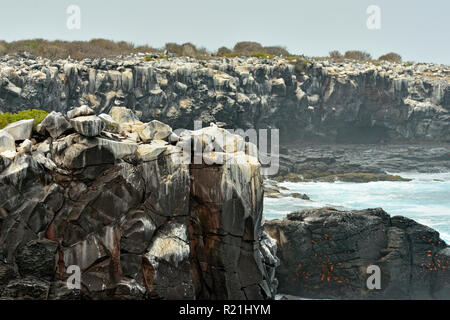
[0, 109, 48, 130]
[215, 42, 290, 59]
[295, 60, 312, 73]
[344, 50, 372, 61]
[233, 41, 264, 54]
[378, 52, 402, 63]
[262, 46, 290, 57]
[0, 39, 162, 60]
[164, 42, 210, 59]
[143, 55, 169, 62]
[0, 38, 406, 65]
[250, 52, 275, 59]
[216, 46, 232, 56]
[329, 50, 343, 59]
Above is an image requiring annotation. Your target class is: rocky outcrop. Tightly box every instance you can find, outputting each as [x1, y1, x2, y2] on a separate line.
[0, 108, 277, 300]
[70, 115, 105, 137]
[0, 54, 449, 143]
[264, 207, 450, 299]
[2, 119, 34, 141]
[275, 143, 450, 182]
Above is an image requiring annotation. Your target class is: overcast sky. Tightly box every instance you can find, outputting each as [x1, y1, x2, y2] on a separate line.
[0, 0, 448, 64]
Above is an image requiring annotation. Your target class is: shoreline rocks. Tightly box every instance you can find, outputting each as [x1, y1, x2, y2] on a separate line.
[0, 106, 449, 300]
[264, 207, 450, 299]
[275, 142, 450, 183]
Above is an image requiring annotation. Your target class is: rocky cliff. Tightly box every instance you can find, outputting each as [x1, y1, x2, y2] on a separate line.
[0, 106, 278, 299]
[1, 54, 449, 143]
[1, 106, 449, 300]
[265, 208, 450, 299]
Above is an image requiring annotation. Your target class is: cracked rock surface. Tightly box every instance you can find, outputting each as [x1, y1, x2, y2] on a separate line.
[264, 207, 450, 299]
[0, 54, 448, 142]
[0, 107, 277, 300]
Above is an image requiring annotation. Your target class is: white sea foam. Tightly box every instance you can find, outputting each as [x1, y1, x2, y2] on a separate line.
[264, 172, 450, 243]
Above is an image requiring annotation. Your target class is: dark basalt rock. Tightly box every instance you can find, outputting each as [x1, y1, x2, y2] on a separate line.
[264, 207, 450, 299]
[1, 277, 50, 300]
[0, 56, 448, 143]
[0, 111, 277, 300]
[15, 239, 58, 281]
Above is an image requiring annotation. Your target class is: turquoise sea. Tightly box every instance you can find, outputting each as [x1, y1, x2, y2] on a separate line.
[264, 172, 450, 243]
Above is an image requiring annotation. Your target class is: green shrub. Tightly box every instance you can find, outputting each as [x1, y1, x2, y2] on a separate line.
[143, 55, 169, 62]
[218, 52, 241, 58]
[164, 43, 183, 56]
[0, 109, 48, 130]
[0, 39, 162, 60]
[216, 46, 232, 56]
[312, 56, 329, 61]
[329, 50, 343, 59]
[180, 43, 197, 57]
[295, 60, 312, 73]
[378, 52, 402, 63]
[164, 42, 210, 59]
[233, 41, 264, 55]
[344, 50, 372, 61]
[284, 56, 300, 62]
[0, 41, 6, 56]
[263, 46, 290, 57]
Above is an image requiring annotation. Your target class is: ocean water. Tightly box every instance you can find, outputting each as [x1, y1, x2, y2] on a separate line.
[264, 172, 450, 243]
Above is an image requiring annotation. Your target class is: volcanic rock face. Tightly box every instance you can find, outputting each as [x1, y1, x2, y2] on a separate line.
[0, 54, 449, 142]
[264, 208, 450, 299]
[0, 108, 277, 300]
[2, 119, 34, 141]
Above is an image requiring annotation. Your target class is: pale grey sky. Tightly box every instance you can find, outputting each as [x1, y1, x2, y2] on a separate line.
[0, 0, 449, 64]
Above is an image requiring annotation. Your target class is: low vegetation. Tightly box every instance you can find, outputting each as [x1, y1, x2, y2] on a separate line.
[328, 49, 403, 64]
[0, 39, 407, 66]
[294, 59, 312, 73]
[164, 42, 210, 59]
[0, 39, 161, 60]
[0, 109, 48, 130]
[378, 52, 402, 63]
[344, 50, 372, 61]
[143, 55, 169, 62]
[215, 41, 291, 59]
[232, 41, 264, 55]
[249, 52, 275, 59]
[329, 50, 343, 59]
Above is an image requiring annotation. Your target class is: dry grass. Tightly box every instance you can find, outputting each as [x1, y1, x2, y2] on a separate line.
[0, 39, 414, 69]
[0, 39, 162, 60]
